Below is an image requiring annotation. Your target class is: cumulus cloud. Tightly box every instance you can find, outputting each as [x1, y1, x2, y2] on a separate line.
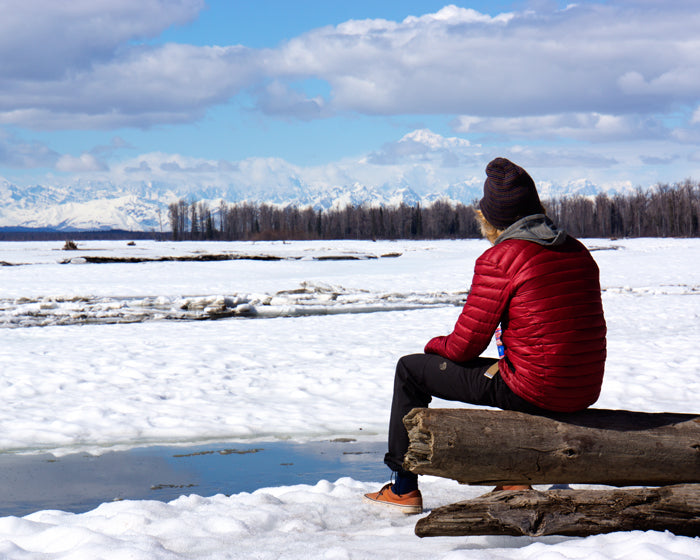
[692, 106, 700, 125]
[105, 152, 321, 199]
[0, 130, 116, 172]
[0, 43, 259, 130]
[453, 113, 668, 142]
[0, 2, 698, 131]
[504, 146, 618, 169]
[125, 161, 152, 174]
[55, 153, 108, 173]
[90, 137, 134, 156]
[0, 130, 58, 168]
[116, 154, 247, 182]
[159, 160, 219, 173]
[268, 3, 700, 118]
[640, 155, 677, 166]
[364, 129, 476, 167]
[402, 5, 513, 25]
[0, 1, 256, 130]
[0, 0, 204, 80]
[254, 81, 330, 120]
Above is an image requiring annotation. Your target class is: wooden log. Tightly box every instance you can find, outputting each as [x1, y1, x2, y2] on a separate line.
[415, 484, 700, 537]
[403, 408, 700, 486]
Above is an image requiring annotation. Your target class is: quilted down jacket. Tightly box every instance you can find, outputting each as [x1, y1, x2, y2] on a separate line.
[424, 216, 607, 412]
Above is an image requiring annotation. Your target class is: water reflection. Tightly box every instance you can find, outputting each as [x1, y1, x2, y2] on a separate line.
[0, 440, 387, 517]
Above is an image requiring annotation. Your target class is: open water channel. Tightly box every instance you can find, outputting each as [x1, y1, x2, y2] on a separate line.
[0, 440, 387, 517]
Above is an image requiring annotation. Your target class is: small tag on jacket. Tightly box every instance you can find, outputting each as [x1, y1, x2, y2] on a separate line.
[484, 361, 500, 379]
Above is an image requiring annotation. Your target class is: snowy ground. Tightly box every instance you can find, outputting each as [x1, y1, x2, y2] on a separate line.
[0, 238, 698, 558]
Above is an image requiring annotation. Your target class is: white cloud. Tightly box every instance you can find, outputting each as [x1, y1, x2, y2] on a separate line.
[0, 44, 258, 130]
[0, 2, 256, 130]
[363, 129, 477, 167]
[453, 112, 667, 142]
[254, 81, 329, 120]
[86, 43, 257, 111]
[267, 3, 700, 118]
[0, 0, 699, 146]
[0, 130, 58, 168]
[56, 153, 107, 173]
[505, 145, 618, 169]
[403, 5, 513, 25]
[692, 106, 700, 125]
[90, 137, 133, 157]
[0, 0, 204, 80]
[640, 154, 677, 166]
[618, 68, 700, 97]
[113, 152, 295, 184]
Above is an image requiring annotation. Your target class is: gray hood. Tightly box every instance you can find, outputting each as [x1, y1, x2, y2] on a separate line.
[494, 214, 568, 247]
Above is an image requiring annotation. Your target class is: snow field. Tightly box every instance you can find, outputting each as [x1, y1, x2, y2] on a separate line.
[0, 238, 698, 559]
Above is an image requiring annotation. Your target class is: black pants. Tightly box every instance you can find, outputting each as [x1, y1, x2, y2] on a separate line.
[384, 353, 545, 474]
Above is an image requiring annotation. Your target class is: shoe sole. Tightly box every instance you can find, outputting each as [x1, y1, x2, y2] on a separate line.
[362, 493, 422, 514]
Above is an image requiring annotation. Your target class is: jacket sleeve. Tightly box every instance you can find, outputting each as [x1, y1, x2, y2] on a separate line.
[424, 251, 511, 362]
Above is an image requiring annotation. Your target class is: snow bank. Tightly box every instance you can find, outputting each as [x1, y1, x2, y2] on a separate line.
[2, 478, 697, 560]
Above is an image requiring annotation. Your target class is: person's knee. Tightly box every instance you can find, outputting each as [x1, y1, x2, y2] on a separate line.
[395, 353, 426, 381]
[396, 353, 438, 396]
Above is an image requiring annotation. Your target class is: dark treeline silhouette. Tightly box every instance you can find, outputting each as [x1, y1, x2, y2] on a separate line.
[169, 180, 700, 241]
[546, 180, 700, 238]
[168, 199, 480, 241]
[0, 228, 160, 242]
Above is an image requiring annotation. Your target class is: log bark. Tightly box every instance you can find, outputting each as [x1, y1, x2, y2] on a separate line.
[415, 484, 700, 537]
[403, 408, 700, 486]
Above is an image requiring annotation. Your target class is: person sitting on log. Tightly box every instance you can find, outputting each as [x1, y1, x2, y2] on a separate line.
[364, 157, 607, 514]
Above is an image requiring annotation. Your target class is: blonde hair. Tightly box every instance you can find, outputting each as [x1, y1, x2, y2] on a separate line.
[474, 209, 504, 245]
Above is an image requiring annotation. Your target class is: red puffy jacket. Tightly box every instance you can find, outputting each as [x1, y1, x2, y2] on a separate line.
[424, 235, 606, 412]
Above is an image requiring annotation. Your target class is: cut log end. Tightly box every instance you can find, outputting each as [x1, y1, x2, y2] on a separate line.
[403, 408, 433, 472]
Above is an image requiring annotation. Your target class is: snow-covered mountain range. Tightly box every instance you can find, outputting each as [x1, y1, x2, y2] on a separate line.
[0, 176, 615, 232]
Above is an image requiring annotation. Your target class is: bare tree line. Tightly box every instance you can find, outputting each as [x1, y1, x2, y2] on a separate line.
[168, 199, 480, 241]
[546, 180, 700, 238]
[168, 180, 700, 241]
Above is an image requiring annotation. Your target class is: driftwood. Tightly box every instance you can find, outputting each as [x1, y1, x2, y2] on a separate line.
[403, 408, 700, 486]
[415, 484, 700, 538]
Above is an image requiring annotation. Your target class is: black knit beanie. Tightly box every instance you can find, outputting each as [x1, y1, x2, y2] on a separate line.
[479, 157, 544, 229]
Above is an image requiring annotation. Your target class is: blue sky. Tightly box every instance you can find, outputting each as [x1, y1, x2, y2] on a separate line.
[1, 0, 699, 199]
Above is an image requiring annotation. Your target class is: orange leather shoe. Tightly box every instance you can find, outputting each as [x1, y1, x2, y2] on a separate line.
[493, 484, 532, 491]
[363, 483, 423, 514]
